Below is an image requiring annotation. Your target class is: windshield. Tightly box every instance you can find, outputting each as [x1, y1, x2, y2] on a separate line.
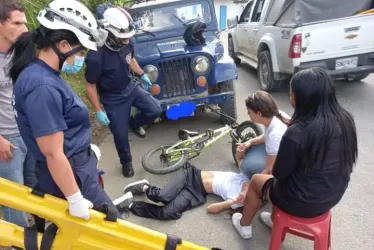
[130, 1, 212, 35]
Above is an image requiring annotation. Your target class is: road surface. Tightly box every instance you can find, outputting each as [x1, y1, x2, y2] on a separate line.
[98, 64, 374, 249]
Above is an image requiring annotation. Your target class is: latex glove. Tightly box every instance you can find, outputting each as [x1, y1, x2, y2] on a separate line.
[67, 191, 93, 220]
[140, 73, 152, 90]
[96, 111, 110, 126]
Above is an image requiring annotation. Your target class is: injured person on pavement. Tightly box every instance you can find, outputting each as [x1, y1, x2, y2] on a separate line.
[113, 163, 249, 220]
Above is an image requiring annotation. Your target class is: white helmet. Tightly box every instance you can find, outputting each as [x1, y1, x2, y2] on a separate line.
[102, 7, 135, 39]
[36, 0, 108, 51]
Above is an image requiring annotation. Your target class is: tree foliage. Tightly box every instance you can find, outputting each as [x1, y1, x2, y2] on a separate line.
[22, 0, 127, 30]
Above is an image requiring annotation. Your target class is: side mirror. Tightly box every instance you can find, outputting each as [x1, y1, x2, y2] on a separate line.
[227, 16, 239, 28]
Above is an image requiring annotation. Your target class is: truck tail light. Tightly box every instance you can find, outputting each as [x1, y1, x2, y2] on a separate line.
[289, 33, 302, 58]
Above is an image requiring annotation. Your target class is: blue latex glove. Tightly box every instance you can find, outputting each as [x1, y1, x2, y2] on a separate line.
[140, 74, 152, 90]
[96, 111, 110, 126]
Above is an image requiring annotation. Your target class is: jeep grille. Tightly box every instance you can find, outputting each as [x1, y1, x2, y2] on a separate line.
[159, 58, 196, 98]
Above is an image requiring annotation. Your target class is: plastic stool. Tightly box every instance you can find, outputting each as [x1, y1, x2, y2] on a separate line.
[269, 207, 331, 250]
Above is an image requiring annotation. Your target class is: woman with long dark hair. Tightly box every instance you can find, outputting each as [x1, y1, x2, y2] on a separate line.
[8, 0, 114, 221]
[231, 67, 358, 239]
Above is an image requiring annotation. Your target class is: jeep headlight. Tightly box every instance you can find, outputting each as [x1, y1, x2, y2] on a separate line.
[143, 65, 159, 83]
[193, 56, 210, 73]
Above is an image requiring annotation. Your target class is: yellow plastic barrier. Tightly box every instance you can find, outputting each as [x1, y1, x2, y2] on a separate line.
[355, 8, 374, 15]
[0, 177, 216, 250]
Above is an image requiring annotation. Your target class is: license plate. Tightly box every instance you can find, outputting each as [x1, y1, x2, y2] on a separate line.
[166, 102, 196, 120]
[335, 57, 358, 70]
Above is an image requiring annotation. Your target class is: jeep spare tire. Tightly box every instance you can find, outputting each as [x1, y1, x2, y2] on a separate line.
[218, 80, 237, 125]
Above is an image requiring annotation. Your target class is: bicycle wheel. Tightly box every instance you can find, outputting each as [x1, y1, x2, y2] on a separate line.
[231, 121, 263, 167]
[142, 144, 189, 175]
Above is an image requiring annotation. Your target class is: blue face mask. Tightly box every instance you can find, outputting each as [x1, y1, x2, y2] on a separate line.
[61, 55, 85, 74]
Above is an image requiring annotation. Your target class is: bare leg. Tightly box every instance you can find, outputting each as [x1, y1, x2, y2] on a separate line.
[231, 174, 272, 239]
[241, 174, 272, 226]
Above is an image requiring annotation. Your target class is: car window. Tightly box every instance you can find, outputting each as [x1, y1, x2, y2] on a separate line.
[251, 0, 266, 22]
[239, 1, 254, 23]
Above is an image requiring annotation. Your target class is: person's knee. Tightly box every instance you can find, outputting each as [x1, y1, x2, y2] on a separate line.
[150, 102, 162, 118]
[250, 174, 264, 193]
[161, 209, 182, 220]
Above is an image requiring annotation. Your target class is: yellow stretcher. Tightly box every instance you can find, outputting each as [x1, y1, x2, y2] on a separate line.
[355, 8, 374, 15]
[0, 177, 221, 250]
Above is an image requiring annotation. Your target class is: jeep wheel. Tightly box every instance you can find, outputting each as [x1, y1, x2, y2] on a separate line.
[228, 37, 241, 65]
[258, 51, 282, 92]
[218, 80, 237, 125]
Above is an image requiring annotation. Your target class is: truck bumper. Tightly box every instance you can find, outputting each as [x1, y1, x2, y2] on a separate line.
[158, 92, 234, 111]
[295, 52, 374, 78]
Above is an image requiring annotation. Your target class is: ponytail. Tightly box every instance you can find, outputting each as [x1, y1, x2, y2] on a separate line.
[7, 30, 38, 83]
[276, 112, 290, 126]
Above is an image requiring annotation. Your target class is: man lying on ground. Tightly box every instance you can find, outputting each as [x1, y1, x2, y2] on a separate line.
[113, 163, 248, 220]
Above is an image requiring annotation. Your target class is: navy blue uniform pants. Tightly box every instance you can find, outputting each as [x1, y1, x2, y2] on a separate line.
[100, 85, 162, 166]
[34, 148, 117, 213]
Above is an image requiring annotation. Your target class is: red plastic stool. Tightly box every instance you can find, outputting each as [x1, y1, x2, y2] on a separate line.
[269, 207, 331, 250]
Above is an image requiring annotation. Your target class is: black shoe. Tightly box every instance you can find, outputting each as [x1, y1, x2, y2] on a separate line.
[122, 164, 134, 178]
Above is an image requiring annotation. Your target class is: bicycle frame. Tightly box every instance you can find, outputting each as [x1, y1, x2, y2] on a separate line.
[165, 124, 233, 162]
[161, 105, 240, 163]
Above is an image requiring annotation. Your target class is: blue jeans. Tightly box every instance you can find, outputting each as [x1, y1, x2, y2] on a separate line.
[0, 135, 29, 227]
[240, 144, 267, 179]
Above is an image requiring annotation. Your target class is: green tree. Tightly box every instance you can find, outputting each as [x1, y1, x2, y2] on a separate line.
[22, 0, 128, 30]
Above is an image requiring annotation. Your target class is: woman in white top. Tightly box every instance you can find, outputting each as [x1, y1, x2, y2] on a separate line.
[236, 91, 289, 178]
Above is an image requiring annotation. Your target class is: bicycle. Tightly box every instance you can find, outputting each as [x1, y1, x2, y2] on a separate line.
[141, 105, 263, 175]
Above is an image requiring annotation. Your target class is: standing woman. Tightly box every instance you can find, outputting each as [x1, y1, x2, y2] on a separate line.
[8, 0, 114, 220]
[231, 67, 358, 239]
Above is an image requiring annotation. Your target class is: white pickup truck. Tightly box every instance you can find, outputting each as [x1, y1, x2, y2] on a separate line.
[227, 0, 374, 91]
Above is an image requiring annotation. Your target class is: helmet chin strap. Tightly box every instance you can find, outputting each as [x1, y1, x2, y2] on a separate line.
[51, 44, 85, 69]
[104, 42, 121, 52]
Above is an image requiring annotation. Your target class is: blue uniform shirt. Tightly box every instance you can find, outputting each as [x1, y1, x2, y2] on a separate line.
[85, 43, 135, 95]
[12, 59, 92, 162]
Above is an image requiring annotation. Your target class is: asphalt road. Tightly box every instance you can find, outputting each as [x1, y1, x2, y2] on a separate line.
[98, 63, 374, 250]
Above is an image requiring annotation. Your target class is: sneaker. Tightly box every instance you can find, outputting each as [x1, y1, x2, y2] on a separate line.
[122, 164, 134, 178]
[231, 213, 252, 239]
[137, 127, 146, 136]
[123, 179, 149, 195]
[113, 192, 133, 213]
[259, 212, 273, 229]
[131, 126, 146, 138]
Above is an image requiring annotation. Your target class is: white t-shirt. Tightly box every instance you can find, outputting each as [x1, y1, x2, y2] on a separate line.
[264, 114, 288, 155]
[212, 171, 249, 209]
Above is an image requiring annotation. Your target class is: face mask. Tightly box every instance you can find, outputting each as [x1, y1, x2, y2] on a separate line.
[105, 32, 126, 51]
[61, 55, 85, 74]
